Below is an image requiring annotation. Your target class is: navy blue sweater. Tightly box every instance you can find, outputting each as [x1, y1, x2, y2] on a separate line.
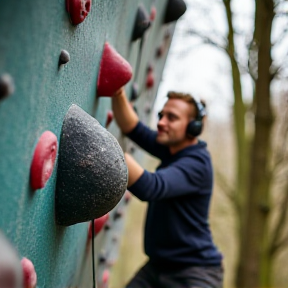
[127, 122, 222, 268]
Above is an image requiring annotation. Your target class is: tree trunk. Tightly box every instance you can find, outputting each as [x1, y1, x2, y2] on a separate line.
[236, 0, 275, 287]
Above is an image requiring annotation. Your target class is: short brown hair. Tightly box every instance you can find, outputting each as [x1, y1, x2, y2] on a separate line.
[167, 91, 199, 118]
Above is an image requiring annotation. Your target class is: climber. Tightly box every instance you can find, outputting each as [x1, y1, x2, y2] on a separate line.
[112, 87, 223, 288]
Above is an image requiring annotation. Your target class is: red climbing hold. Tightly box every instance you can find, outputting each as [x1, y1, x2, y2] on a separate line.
[156, 45, 164, 58]
[97, 42, 133, 97]
[88, 214, 110, 239]
[150, 6, 157, 21]
[30, 131, 58, 190]
[66, 0, 91, 25]
[146, 70, 155, 89]
[21, 257, 37, 288]
[124, 191, 132, 204]
[102, 270, 109, 286]
[105, 111, 114, 129]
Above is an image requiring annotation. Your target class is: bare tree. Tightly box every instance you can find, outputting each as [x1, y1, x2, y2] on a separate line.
[183, 0, 288, 287]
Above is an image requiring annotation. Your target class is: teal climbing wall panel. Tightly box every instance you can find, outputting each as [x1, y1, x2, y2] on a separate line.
[0, 0, 178, 287]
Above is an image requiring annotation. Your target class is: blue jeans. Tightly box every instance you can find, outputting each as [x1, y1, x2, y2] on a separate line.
[125, 261, 223, 288]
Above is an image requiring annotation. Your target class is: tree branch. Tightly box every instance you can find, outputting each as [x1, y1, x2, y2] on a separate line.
[215, 168, 238, 201]
[185, 29, 228, 52]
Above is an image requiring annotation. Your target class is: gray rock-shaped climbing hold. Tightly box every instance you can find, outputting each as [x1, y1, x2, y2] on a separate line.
[164, 0, 187, 23]
[0, 231, 23, 288]
[55, 104, 128, 226]
[132, 4, 151, 41]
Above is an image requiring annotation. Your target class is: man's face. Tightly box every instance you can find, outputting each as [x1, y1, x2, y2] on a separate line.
[156, 98, 192, 146]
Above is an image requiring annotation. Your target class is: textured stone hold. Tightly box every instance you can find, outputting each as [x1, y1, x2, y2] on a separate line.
[132, 4, 151, 41]
[0, 231, 23, 288]
[55, 104, 128, 226]
[66, 0, 91, 25]
[164, 0, 187, 23]
[97, 42, 133, 97]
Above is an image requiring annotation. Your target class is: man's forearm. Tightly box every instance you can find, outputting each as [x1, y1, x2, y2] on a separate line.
[124, 153, 144, 187]
[112, 88, 139, 134]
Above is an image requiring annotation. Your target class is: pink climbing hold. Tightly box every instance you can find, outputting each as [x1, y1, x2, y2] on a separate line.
[30, 131, 58, 190]
[102, 270, 109, 285]
[97, 42, 133, 97]
[105, 111, 114, 128]
[88, 214, 110, 239]
[150, 6, 157, 21]
[21, 257, 37, 288]
[146, 70, 155, 89]
[124, 191, 132, 204]
[66, 0, 91, 25]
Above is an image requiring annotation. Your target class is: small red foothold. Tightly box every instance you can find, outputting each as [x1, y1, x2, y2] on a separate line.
[66, 0, 91, 25]
[97, 42, 133, 97]
[156, 46, 164, 58]
[105, 111, 114, 129]
[124, 191, 132, 204]
[88, 214, 109, 239]
[21, 258, 37, 288]
[150, 6, 157, 21]
[102, 270, 109, 284]
[30, 131, 58, 190]
[146, 70, 155, 89]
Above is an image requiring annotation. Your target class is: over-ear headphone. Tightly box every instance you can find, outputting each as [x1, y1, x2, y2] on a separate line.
[186, 100, 206, 138]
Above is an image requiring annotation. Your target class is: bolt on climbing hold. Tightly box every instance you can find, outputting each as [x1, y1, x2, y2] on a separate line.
[30, 131, 58, 190]
[66, 0, 91, 25]
[0, 74, 15, 100]
[59, 50, 70, 66]
[97, 42, 132, 97]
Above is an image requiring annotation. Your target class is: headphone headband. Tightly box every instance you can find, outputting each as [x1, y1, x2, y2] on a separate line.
[193, 100, 206, 121]
[186, 99, 206, 138]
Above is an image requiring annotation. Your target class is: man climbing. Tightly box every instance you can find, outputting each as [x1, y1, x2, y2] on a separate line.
[112, 88, 223, 288]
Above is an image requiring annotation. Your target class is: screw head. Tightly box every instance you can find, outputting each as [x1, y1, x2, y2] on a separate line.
[59, 50, 70, 66]
[0, 74, 15, 100]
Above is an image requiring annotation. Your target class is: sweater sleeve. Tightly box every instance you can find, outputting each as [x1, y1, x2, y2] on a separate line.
[128, 157, 208, 201]
[126, 121, 169, 160]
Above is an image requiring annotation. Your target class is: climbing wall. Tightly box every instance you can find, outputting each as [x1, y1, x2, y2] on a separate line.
[0, 0, 186, 287]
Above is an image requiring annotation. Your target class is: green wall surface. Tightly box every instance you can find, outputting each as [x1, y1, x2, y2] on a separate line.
[0, 0, 175, 287]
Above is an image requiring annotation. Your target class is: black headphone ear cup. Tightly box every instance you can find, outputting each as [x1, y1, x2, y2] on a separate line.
[186, 120, 202, 137]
